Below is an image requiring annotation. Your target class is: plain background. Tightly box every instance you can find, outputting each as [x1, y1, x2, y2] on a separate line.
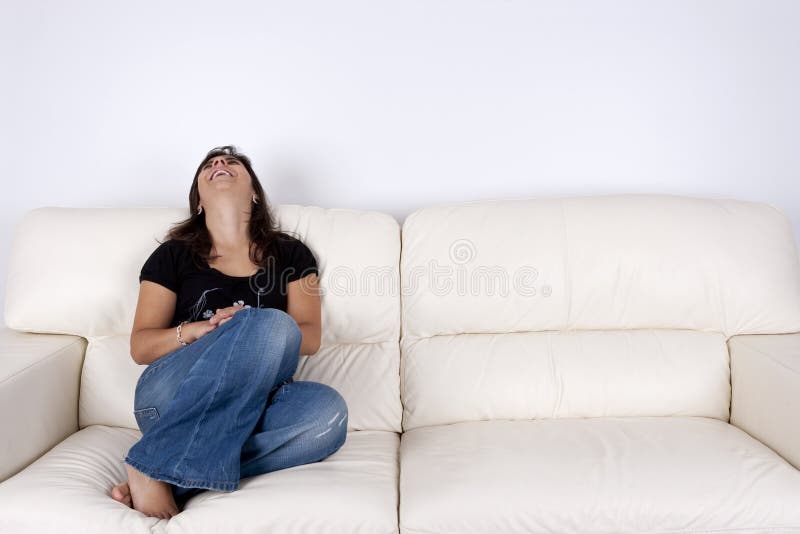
[1, 0, 799, 327]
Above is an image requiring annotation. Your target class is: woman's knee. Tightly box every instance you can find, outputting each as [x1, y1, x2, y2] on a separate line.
[306, 382, 348, 444]
[269, 381, 347, 458]
[226, 307, 301, 378]
[238, 307, 301, 346]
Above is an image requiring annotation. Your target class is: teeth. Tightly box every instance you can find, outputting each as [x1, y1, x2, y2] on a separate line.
[211, 170, 232, 180]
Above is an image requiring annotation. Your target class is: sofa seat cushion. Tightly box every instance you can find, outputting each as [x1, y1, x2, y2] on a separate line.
[400, 416, 800, 533]
[0, 425, 399, 534]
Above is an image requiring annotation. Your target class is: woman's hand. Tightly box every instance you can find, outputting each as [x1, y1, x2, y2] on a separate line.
[209, 304, 247, 326]
[183, 304, 247, 343]
[181, 320, 214, 343]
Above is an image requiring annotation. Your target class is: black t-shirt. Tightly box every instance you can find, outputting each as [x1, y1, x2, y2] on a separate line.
[139, 234, 319, 328]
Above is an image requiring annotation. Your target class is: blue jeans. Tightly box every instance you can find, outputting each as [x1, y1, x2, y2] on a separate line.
[123, 306, 348, 504]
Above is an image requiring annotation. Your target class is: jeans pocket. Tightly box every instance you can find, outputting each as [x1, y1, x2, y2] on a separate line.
[133, 407, 160, 434]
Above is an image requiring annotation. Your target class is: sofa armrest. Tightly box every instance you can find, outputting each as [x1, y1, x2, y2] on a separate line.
[0, 327, 85, 482]
[729, 332, 800, 470]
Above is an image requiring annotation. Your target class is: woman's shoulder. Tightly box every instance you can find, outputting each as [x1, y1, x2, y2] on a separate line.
[147, 238, 197, 266]
[272, 232, 314, 255]
[271, 232, 318, 281]
[139, 238, 197, 290]
[150, 238, 188, 254]
[271, 231, 303, 247]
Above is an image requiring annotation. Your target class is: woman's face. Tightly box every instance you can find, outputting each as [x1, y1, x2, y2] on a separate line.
[196, 154, 255, 207]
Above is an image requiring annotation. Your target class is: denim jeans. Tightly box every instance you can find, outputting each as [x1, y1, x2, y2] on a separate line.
[123, 306, 348, 504]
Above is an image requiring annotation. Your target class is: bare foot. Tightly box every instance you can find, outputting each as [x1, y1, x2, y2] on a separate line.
[124, 463, 180, 519]
[110, 481, 132, 508]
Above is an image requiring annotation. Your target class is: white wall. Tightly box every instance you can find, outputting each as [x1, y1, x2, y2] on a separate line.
[2, 0, 799, 326]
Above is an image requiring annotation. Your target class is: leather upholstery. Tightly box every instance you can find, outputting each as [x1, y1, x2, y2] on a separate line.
[2, 194, 800, 533]
[0, 425, 399, 534]
[0, 328, 85, 481]
[401, 329, 731, 430]
[5, 205, 402, 434]
[400, 195, 800, 340]
[400, 417, 800, 532]
[729, 332, 800, 469]
[397, 194, 800, 532]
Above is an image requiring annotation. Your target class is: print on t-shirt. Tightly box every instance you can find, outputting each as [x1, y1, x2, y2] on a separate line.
[189, 287, 223, 322]
[138, 234, 319, 328]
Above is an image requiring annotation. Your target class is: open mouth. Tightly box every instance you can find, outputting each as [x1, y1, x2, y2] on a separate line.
[210, 169, 233, 181]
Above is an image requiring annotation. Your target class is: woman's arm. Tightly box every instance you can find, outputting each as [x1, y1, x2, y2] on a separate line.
[287, 273, 322, 356]
[129, 281, 212, 365]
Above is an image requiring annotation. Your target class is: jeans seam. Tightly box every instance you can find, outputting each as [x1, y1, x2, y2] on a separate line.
[137, 346, 183, 389]
[235, 315, 280, 432]
[123, 455, 238, 492]
[171, 308, 251, 482]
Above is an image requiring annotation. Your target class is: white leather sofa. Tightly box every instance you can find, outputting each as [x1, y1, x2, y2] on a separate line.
[1, 194, 799, 533]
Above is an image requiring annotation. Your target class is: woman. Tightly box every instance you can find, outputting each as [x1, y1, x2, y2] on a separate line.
[110, 146, 347, 519]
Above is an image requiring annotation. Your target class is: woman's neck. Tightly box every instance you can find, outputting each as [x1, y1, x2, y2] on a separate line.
[205, 204, 251, 257]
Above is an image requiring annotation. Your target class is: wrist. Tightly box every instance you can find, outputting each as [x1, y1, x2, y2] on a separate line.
[177, 320, 194, 345]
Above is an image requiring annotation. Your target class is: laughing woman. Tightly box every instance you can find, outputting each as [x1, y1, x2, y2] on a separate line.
[110, 146, 347, 518]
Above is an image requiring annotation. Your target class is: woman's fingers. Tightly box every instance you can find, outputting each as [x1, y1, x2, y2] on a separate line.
[209, 304, 245, 325]
[209, 313, 229, 325]
[217, 304, 245, 315]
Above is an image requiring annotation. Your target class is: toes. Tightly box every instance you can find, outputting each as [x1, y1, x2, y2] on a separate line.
[111, 482, 133, 508]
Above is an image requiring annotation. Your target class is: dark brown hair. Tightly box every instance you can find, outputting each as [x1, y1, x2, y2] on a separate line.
[163, 145, 295, 270]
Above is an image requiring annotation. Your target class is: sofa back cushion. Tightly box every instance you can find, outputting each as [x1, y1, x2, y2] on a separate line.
[399, 194, 800, 430]
[6, 205, 401, 432]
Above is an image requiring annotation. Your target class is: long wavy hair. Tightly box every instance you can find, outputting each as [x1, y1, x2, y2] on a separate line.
[162, 145, 294, 271]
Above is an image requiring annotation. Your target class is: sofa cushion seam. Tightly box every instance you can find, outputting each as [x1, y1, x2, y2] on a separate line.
[0, 337, 84, 385]
[731, 339, 800, 377]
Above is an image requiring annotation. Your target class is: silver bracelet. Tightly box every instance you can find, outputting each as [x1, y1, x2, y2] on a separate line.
[176, 320, 190, 346]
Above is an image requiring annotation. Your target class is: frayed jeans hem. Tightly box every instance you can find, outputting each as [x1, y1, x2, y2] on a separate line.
[123, 455, 239, 492]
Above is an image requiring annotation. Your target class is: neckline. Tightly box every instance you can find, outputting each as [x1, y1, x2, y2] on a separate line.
[202, 258, 261, 279]
[208, 266, 259, 279]
[176, 240, 266, 279]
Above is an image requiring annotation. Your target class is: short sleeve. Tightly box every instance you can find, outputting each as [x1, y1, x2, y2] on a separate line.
[139, 241, 179, 293]
[285, 238, 319, 283]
